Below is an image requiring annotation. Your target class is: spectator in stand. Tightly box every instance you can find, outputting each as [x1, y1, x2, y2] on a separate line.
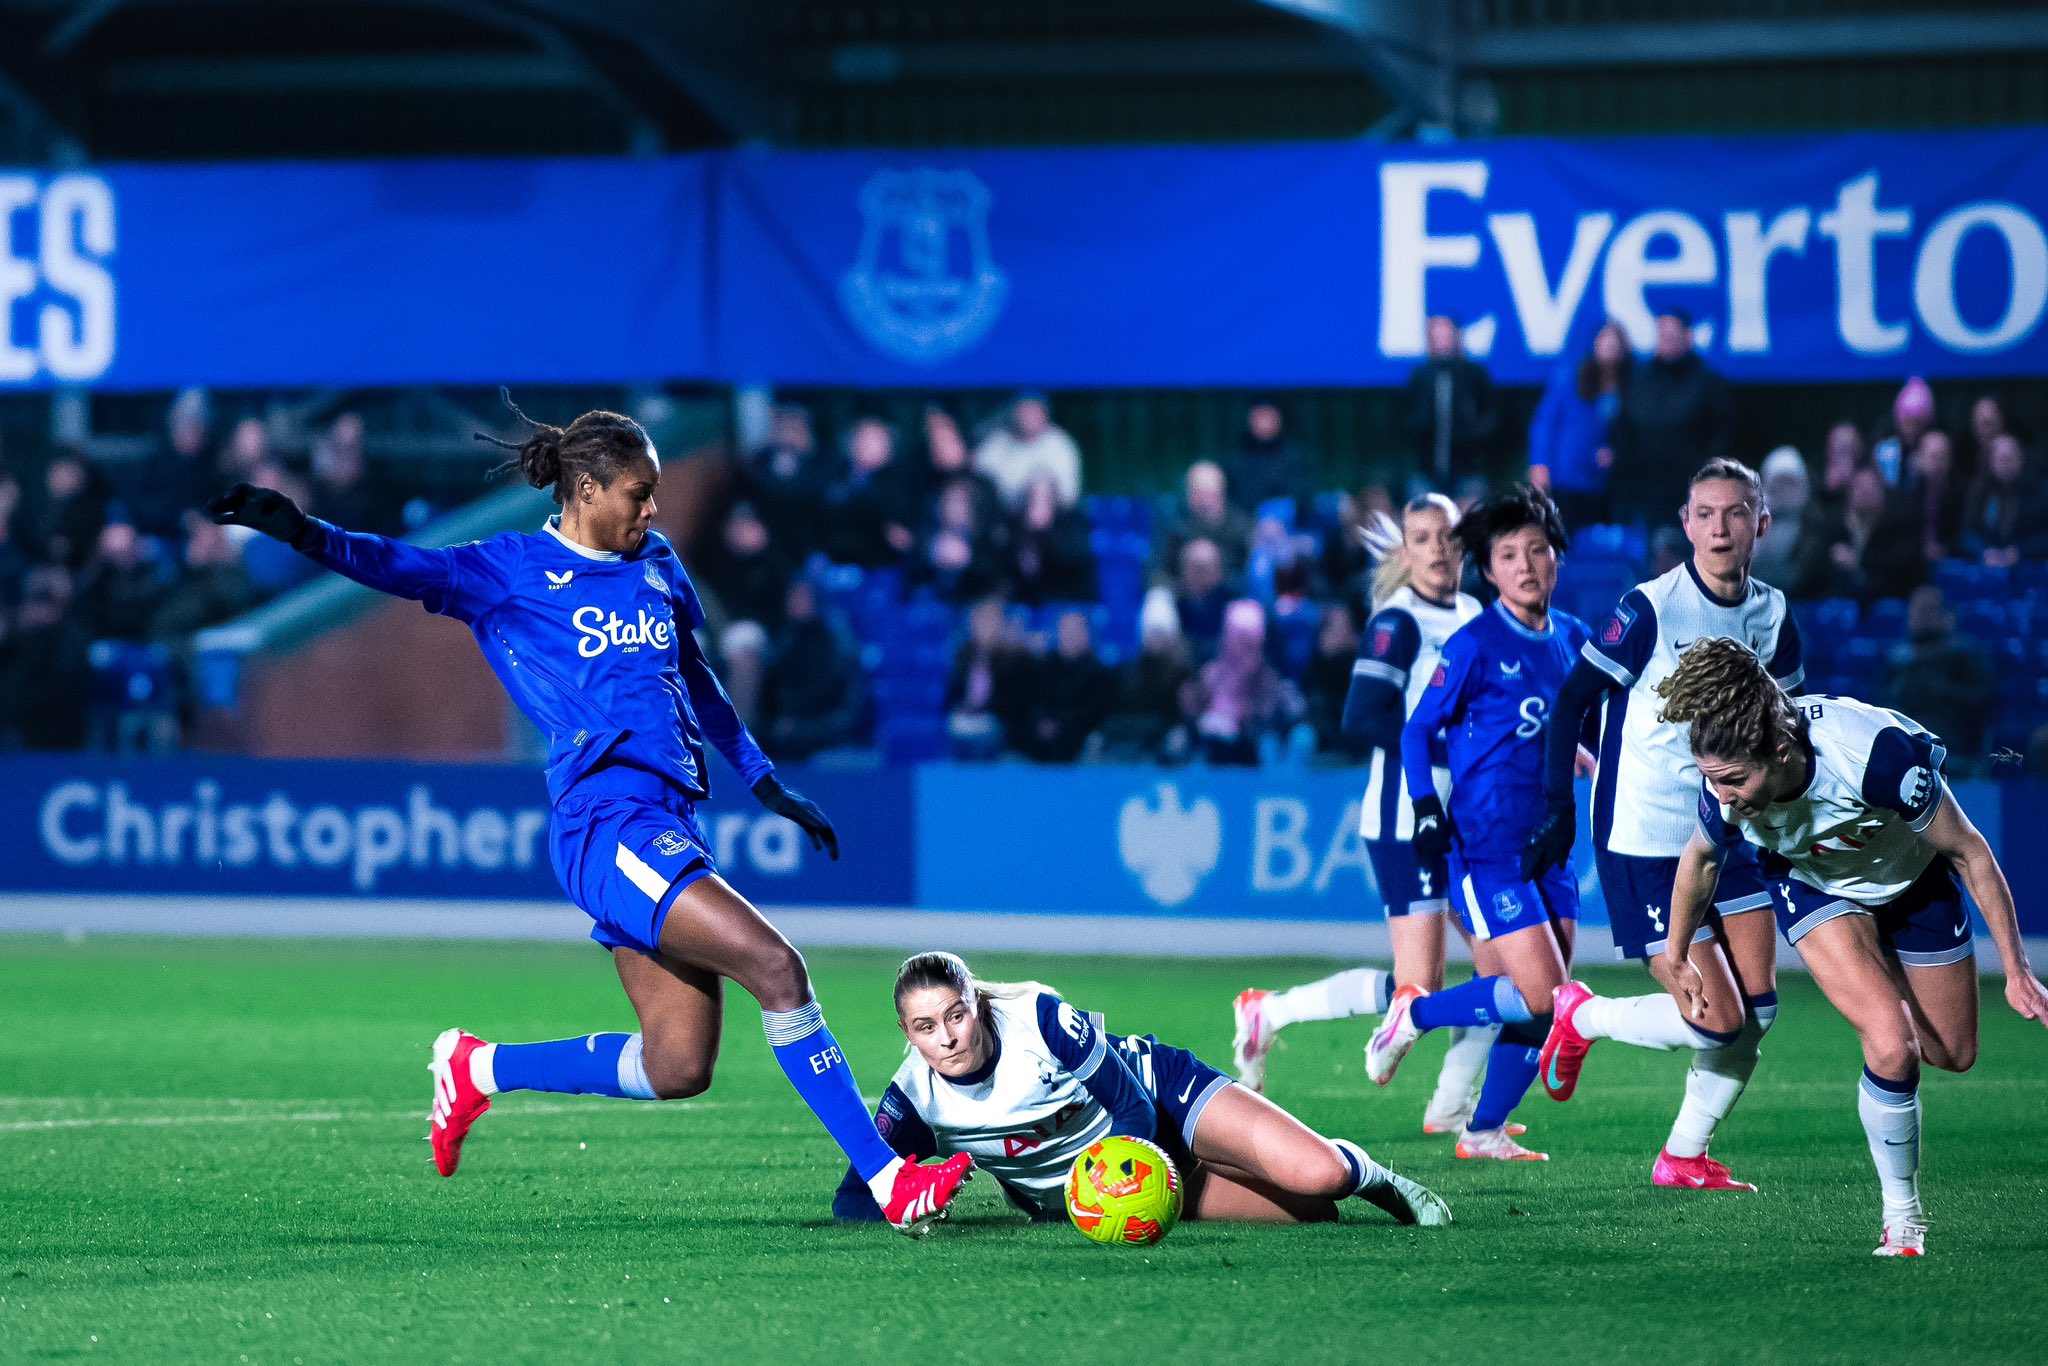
[737, 402, 833, 553]
[1097, 586, 1194, 764]
[130, 387, 217, 539]
[1797, 464, 1926, 601]
[1020, 610, 1113, 763]
[976, 393, 1081, 511]
[1317, 486, 1396, 618]
[1959, 432, 2048, 568]
[1872, 376, 1935, 486]
[1905, 429, 1967, 564]
[1401, 315, 1497, 493]
[1173, 536, 1232, 665]
[311, 413, 394, 536]
[1609, 307, 1731, 526]
[1647, 525, 1688, 581]
[75, 521, 166, 643]
[919, 402, 1004, 532]
[696, 502, 792, 638]
[1262, 558, 1321, 685]
[220, 417, 270, 484]
[946, 595, 1034, 760]
[913, 477, 1009, 605]
[759, 579, 868, 762]
[1750, 446, 1812, 590]
[1816, 421, 1871, 520]
[4, 565, 90, 749]
[151, 513, 253, 643]
[1010, 473, 1097, 606]
[1528, 320, 1627, 530]
[1968, 395, 2008, 473]
[1301, 602, 1365, 760]
[1225, 399, 1308, 520]
[21, 445, 112, 570]
[1180, 598, 1312, 769]
[823, 416, 922, 568]
[1884, 585, 1997, 775]
[1152, 461, 1251, 585]
[0, 466, 26, 606]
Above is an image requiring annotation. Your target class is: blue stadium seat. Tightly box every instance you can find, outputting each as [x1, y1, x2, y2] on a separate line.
[1956, 599, 2012, 639]
[1810, 597, 1860, 639]
[1862, 599, 1908, 639]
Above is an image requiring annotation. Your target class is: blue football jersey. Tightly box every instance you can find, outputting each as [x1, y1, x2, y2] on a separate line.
[1402, 600, 1592, 859]
[300, 515, 773, 806]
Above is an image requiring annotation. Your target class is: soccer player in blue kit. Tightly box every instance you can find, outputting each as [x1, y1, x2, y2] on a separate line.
[1364, 486, 1594, 1161]
[206, 399, 974, 1236]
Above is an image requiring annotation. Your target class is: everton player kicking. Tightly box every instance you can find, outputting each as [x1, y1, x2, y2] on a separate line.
[1363, 487, 1594, 1161]
[1235, 494, 1517, 1138]
[836, 953, 1451, 1228]
[1654, 640, 2048, 1255]
[1522, 460, 1804, 1193]
[207, 395, 972, 1236]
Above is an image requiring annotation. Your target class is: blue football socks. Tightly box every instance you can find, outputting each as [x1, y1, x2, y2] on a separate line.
[489, 1032, 656, 1099]
[763, 999, 899, 1183]
[1411, 976, 1534, 1032]
[1470, 1016, 1550, 1132]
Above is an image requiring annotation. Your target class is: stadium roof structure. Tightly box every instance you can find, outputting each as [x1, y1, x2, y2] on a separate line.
[1, 0, 2046, 163]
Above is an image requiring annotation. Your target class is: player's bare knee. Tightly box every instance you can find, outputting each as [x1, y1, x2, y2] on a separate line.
[1699, 996, 1746, 1037]
[751, 944, 812, 1013]
[1926, 1035, 1976, 1074]
[1860, 1026, 1920, 1080]
[639, 1035, 715, 1099]
[1300, 1145, 1353, 1199]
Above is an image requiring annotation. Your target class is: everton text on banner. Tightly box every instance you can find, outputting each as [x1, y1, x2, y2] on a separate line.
[4, 129, 2047, 390]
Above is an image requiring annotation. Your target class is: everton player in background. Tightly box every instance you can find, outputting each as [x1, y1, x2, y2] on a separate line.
[1521, 460, 1803, 1193]
[1363, 486, 1593, 1161]
[206, 396, 974, 1236]
[1653, 640, 2047, 1255]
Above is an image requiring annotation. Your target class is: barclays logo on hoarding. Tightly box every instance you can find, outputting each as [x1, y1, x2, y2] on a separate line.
[840, 168, 1008, 365]
[1117, 782, 1221, 907]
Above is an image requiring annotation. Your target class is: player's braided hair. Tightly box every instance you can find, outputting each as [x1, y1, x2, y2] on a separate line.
[475, 388, 650, 506]
[1654, 637, 1806, 762]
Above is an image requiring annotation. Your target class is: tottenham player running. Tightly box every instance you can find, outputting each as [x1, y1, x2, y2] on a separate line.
[836, 953, 1451, 1228]
[1654, 641, 2047, 1255]
[1521, 460, 1803, 1193]
[1364, 487, 1594, 1161]
[1234, 495, 1513, 1137]
[206, 398, 972, 1236]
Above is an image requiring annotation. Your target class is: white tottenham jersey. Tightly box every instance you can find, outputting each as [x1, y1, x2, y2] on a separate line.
[1700, 695, 1947, 904]
[1584, 563, 1803, 857]
[1354, 586, 1482, 841]
[886, 992, 1114, 1214]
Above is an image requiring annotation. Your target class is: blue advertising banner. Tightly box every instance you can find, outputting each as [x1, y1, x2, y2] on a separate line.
[0, 755, 910, 907]
[4, 129, 2046, 391]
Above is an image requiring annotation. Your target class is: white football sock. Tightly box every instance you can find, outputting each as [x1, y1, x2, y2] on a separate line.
[1573, 993, 1699, 1050]
[1331, 1138, 1388, 1196]
[1858, 1071, 1923, 1223]
[865, 1156, 907, 1209]
[1665, 1012, 1766, 1158]
[1429, 1025, 1498, 1115]
[1262, 968, 1392, 1033]
[471, 1042, 500, 1096]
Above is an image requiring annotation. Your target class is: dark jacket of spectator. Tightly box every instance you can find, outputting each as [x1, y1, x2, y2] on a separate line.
[1152, 463, 1252, 586]
[1959, 434, 2048, 565]
[1794, 469, 1926, 602]
[760, 600, 867, 762]
[912, 478, 1009, 605]
[1225, 402, 1309, 519]
[3, 569, 91, 749]
[1885, 589, 1997, 771]
[945, 600, 1036, 759]
[1903, 432, 1968, 563]
[694, 505, 792, 633]
[128, 390, 217, 539]
[1610, 336, 1731, 524]
[1098, 589, 1194, 762]
[75, 525, 166, 642]
[737, 406, 836, 554]
[1020, 616, 1113, 763]
[1010, 478, 1098, 606]
[1302, 605, 1365, 758]
[150, 521, 252, 641]
[1400, 354, 1497, 488]
[21, 449, 113, 570]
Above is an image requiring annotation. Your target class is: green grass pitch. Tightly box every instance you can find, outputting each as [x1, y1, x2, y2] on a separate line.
[3, 935, 2045, 1364]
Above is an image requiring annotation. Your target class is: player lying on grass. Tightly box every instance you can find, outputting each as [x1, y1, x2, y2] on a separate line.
[833, 952, 1451, 1228]
[1522, 460, 1804, 1193]
[1645, 639, 2048, 1256]
[207, 394, 972, 1237]
[1363, 486, 1594, 1162]
[1235, 494, 1519, 1138]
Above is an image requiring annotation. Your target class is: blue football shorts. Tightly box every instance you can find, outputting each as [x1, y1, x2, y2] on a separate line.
[549, 790, 718, 956]
[1367, 838, 1453, 918]
[1597, 841, 1779, 961]
[1449, 850, 1580, 942]
[1771, 857, 1974, 968]
[1112, 1033, 1234, 1154]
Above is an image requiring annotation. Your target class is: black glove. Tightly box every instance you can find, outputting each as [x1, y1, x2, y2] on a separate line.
[752, 774, 839, 861]
[1520, 796, 1577, 883]
[1411, 795, 1453, 870]
[206, 482, 313, 547]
